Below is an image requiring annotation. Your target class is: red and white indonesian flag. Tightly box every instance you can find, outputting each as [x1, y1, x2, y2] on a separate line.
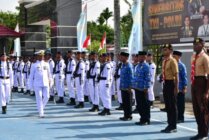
[83, 35, 91, 48]
[100, 32, 106, 49]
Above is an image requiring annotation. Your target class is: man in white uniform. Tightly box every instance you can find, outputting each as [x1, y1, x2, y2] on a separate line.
[73, 52, 85, 108]
[12, 56, 19, 92]
[88, 52, 100, 112]
[45, 51, 55, 101]
[81, 51, 90, 102]
[23, 56, 31, 95]
[29, 50, 52, 118]
[98, 53, 112, 116]
[66, 50, 76, 106]
[17, 56, 25, 93]
[54, 52, 66, 103]
[146, 53, 156, 108]
[0, 53, 13, 114]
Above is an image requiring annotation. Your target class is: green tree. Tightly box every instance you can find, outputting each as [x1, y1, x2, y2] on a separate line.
[120, 10, 133, 46]
[86, 40, 106, 54]
[97, 16, 105, 25]
[0, 11, 18, 29]
[101, 8, 113, 25]
[87, 21, 114, 44]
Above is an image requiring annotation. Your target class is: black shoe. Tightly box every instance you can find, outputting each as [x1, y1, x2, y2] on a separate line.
[120, 116, 132, 121]
[112, 95, 116, 101]
[19, 88, 24, 93]
[190, 135, 200, 140]
[89, 105, 100, 112]
[56, 97, 64, 103]
[48, 96, 54, 102]
[84, 96, 89, 102]
[74, 102, 84, 108]
[98, 108, 111, 116]
[135, 121, 150, 126]
[132, 108, 138, 113]
[30, 92, 35, 96]
[66, 98, 76, 106]
[161, 127, 177, 133]
[2, 106, 6, 114]
[24, 90, 30, 95]
[177, 119, 184, 123]
[160, 108, 166, 112]
[115, 104, 123, 110]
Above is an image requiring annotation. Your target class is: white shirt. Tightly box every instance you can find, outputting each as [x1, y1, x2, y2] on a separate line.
[100, 62, 111, 85]
[89, 61, 100, 77]
[54, 59, 66, 78]
[29, 60, 52, 88]
[48, 58, 55, 75]
[148, 62, 156, 84]
[0, 61, 13, 86]
[67, 58, 76, 74]
[74, 60, 85, 81]
[17, 61, 24, 73]
[198, 24, 209, 37]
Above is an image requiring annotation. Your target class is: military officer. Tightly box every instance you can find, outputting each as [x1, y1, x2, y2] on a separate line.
[66, 50, 76, 106]
[54, 52, 66, 103]
[173, 51, 188, 123]
[45, 51, 55, 101]
[29, 50, 52, 118]
[81, 51, 90, 102]
[12, 56, 19, 92]
[132, 51, 151, 125]
[161, 44, 179, 133]
[119, 52, 133, 121]
[0, 53, 13, 114]
[23, 56, 31, 95]
[98, 53, 112, 116]
[17, 56, 25, 93]
[88, 52, 100, 112]
[74, 52, 85, 108]
[30, 56, 37, 96]
[146, 53, 156, 108]
[190, 38, 209, 140]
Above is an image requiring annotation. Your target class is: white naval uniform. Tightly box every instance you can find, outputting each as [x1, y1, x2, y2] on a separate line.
[148, 62, 156, 101]
[48, 59, 55, 96]
[110, 61, 116, 95]
[66, 58, 76, 99]
[12, 60, 19, 88]
[54, 59, 66, 97]
[74, 60, 85, 102]
[99, 62, 112, 109]
[0, 61, 13, 106]
[83, 59, 90, 97]
[17, 60, 25, 89]
[88, 61, 100, 105]
[197, 24, 209, 37]
[115, 63, 122, 104]
[23, 61, 31, 91]
[29, 60, 52, 117]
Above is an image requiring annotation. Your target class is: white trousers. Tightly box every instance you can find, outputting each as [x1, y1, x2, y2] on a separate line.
[66, 74, 75, 98]
[55, 75, 65, 97]
[110, 78, 116, 95]
[17, 72, 24, 88]
[0, 79, 10, 107]
[83, 77, 89, 96]
[89, 79, 99, 105]
[116, 78, 122, 103]
[99, 80, 111, 109]
[13, 72, 18, 87]
[34, 86, 49, 116]
[75, 77, 84, 102]
[148, 84, 155, 101]
[24, 74, 30, 90]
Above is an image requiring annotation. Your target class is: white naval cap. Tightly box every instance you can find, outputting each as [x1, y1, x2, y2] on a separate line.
[34, 50, 45, 56]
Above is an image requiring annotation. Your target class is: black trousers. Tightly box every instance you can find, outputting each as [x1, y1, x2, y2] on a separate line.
[135, 89, 150, 122]
[177, 92, 185, 121]
[163, 80, 177, 129]
[121, 90, 132, 118]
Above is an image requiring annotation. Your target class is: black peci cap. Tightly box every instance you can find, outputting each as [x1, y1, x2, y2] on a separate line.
[138, 51, 147, 56]
[173, 51, 182, 56]
[120, 52, 129, 57]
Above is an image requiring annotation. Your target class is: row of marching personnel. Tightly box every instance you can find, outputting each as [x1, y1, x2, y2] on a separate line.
[0, 37, 208, 140]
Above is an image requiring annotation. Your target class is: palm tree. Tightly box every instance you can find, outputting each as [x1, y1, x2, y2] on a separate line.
[101, 8, 113, 25]
[97, 16, 105, 25]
